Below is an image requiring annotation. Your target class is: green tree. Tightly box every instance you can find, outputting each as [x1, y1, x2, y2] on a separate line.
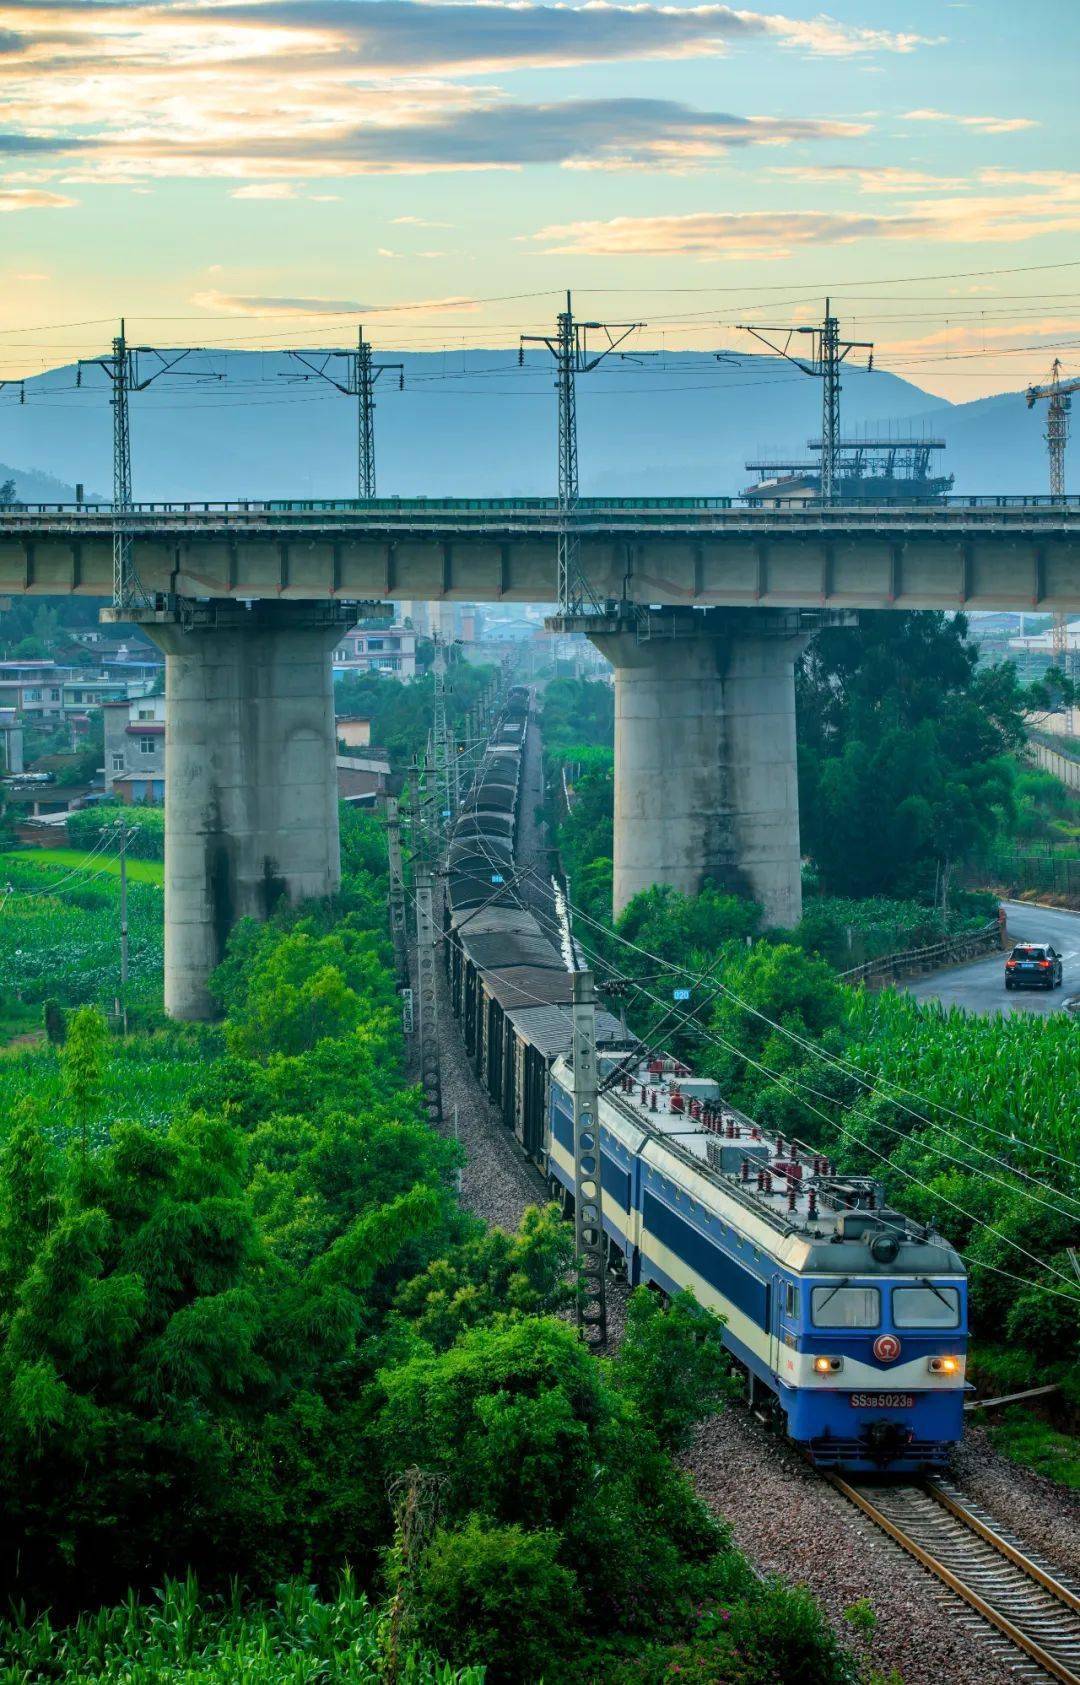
[797, 612, 1028, 899]
[612, 1288, 734, 1452]
[61, 1005, 108, 1154]
[395, 1204, 575, 1350]
[409, 1517, 580, 1683]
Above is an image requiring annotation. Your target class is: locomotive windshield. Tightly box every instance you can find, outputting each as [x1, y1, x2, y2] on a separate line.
[892, 1285, 961, 1328]
[811, 1285, 880, 1328]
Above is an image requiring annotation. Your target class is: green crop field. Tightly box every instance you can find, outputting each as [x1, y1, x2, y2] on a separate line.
[0, 847, 164, 885]
[0, 850, 164, 1022]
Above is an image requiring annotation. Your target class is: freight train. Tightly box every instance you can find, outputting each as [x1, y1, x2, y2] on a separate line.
[443, 689, 967, 1473]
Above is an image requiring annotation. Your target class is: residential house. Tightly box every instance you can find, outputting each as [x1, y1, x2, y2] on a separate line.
[103, 695, 165, 802]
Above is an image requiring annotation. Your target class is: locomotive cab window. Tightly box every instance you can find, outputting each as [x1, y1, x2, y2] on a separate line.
[784, 1282, 799, 1318]
[811, 1285, 880, 1328]
[892, 1285, 960, 1328]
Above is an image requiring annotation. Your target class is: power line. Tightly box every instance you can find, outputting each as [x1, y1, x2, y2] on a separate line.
[562, 895, 1080, 1176]
[515, 874, 1080, 1306]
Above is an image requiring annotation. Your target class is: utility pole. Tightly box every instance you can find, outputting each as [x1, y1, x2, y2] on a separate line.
[737, 302, 874, 504]
[571, 968, 606, 1347]
[521, 292, 644, 614]
[384, 795, 409, 988]
[409, 763, 443, 1127]
[431, 634, 456, 843]
[414, 844, 443, 1127]
[111, 818, 139, 1032]
[78, 323, 213, 611]
[287, 328, 404, 499]
[1026, 358, 1080, 669]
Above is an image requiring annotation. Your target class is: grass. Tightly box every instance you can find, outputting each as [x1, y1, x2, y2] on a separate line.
[0, 847, 164, 885]
[0, 852, 164, 1012]
[986, 1409, 1080, 1490]
[0, 1572, 483, 1684]
[0, 1025, 222, 1151]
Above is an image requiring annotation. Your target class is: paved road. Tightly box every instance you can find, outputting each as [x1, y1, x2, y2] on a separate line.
[905, 902, 1080, 1016]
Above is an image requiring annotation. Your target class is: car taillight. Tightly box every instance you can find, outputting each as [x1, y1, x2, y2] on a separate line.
[1006, 961, 1016, 969]
[1039, 960, 1051, 968]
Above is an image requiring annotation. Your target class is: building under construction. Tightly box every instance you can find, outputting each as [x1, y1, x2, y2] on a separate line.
[744, 434, 953, 505]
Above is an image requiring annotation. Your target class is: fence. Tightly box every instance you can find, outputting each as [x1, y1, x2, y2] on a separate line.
[974, 847, 1080, 899]
[838, 919, 1002, 987]
[1029, 735, 1080, 793]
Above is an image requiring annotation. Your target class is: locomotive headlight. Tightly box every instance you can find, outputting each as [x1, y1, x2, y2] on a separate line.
[928, 1356, 961, 1375]
[814, 1356, 844, 1374]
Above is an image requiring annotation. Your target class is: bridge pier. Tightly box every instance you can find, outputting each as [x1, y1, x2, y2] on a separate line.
[134, 600, 351, 1020]
[579, 608, 815, 930]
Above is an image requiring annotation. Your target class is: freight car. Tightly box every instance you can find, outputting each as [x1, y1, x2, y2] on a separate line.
[444, 698, 967, 1473]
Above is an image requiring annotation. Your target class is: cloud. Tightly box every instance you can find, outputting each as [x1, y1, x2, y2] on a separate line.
[0, 187, 76, 211]
[903, 108, 1038, 133]
[0, 0, 918, 187]
[206, 100, 864, 171]
[189, 288, 480, 316]
[531, 191, 1080, 256]
[769, 164, 969, 193]
[144, 1, 933, 74]
[0, 100, 865, 178]
[392, 215, 453, 227]
[189, 290, 372, 316]
[530, 209, 936, 258]
[230, 181, 297, 199]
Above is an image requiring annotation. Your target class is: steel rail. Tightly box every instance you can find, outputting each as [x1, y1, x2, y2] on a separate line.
[828, 1474, 1080, 1684]
[927, 1481, 1080, 1615]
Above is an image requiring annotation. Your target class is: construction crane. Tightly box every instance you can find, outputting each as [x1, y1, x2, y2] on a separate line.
[1026, 358, 1080, 668]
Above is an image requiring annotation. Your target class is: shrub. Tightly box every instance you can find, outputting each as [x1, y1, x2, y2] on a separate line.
[411, 1517, 579, 1682]
[613, 1288, 734, 1452]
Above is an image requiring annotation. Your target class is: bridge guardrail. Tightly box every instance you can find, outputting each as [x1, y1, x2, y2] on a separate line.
[3, 495, 1080, 518]
[838, 918, 1002, 987]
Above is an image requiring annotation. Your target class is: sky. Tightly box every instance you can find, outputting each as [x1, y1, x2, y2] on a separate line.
[0, 0, 1078, 405]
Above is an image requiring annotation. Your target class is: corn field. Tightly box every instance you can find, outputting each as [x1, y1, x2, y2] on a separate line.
[0, 1573, 485, 1684]
[0, 856, 163, 1010]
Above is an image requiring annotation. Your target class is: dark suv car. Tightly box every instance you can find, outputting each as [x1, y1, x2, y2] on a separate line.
[1005, 943, 1064, 990]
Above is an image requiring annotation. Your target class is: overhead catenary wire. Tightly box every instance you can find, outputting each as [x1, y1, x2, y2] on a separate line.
[561, 893, 1080, 1178]
[539, 895, 1080, 1225]
[438, 720, 1079, 1306]
[490, 865, 1080, 1306]
[563, 930, 1080, 1294]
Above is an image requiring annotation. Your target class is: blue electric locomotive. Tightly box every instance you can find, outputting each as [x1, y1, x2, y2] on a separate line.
[443, 697, 967, 1475]
[545, 1064, 967, 1474]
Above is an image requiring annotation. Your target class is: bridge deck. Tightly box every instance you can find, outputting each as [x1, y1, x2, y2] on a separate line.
[1, 499, 1078, 610]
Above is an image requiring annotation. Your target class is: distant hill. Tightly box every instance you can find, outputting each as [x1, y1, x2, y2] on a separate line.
[0, 460, 104, 504]
[0, 350, 1057, 502]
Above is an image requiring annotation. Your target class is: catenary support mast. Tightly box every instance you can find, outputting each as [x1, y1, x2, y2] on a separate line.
[288, 328, 404, 499]
[737, 302, 874, 505]
[521, 292, 643, 614]
[78, 323, 213, 611]
[571, 967, 606, 1347]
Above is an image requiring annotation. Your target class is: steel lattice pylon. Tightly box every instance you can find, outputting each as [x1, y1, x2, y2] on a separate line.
[78, 322, 211, 611]
[571, 968, 606, 1346]
[737, 301, 874, 506]
[1026, 358, 1080, 670]
[287, 327, 404, 500]
[522, 292, 643, 615]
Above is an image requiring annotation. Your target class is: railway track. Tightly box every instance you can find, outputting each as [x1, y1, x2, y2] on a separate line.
[829, 1475, 1080, 1684]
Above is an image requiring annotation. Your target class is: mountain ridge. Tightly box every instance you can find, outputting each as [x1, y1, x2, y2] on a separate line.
[0, 351, 1056, 503]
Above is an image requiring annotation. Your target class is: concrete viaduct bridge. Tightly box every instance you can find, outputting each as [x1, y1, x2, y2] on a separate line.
[2, 494, 1079, 1019]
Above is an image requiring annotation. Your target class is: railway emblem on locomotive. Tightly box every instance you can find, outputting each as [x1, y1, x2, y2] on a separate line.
[873, 1334, 902, 1363]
